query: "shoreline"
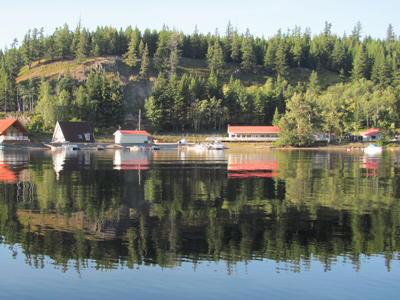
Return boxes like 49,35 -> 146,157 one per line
1,141 -> 397,151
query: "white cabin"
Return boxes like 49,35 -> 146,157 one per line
114,130 -> 151,144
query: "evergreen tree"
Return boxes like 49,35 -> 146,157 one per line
190,25 -> 202,59
264,42 -> 277,73
274,41 -> 289,78
231,29 -> 241,62
37,28 -> 45,64
123,34 -> 138,67
331,38 -> 346,72
154,27 -> 170,72
145,73 -> 166,131
350,21 -> 362,44
351,44 -> 366,81
290,26 -> 304,68
241,29 -> 257,72
371,45 -> 391,87
206,69 -> 223,100
56,24 -> 72,59
75,28 -> 90,61
0,67 -> 14,112
35,77 -> 57,127
138,39 -> 145,57
168,30 -> 181,76
140,43 -> 150,78
21,30 -> 32,69
206,40 -> 225,71
223,21 -> 234,60
70,21 -> 82,56
386,24 -> 396,43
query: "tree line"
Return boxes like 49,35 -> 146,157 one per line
0,21 -> 400,141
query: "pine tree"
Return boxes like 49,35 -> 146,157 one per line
21,30 -> 32,69
206,69 -> 223,100
140,43 -> 150,78
75,28 -> 90,62
206,40 -> 225,71
190,25 -> 202,59
223,21 -> 233,60
154,27 -> 170,72
123,34 -> 138,67
371,46 -> 391,87
351,44 -> 366,81
386,24 -> 396,43
231,29 -> 241,62
138,39 -> 145,57
168,30 -> 181,76
264,42 -> 277,73
290,26 -> 303,68
241,29 -> 257,72
274,41 -> 289,78
331,39 -> 346,72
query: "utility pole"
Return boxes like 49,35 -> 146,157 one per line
138,109 -> 141,130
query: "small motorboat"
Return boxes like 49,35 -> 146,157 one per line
210,141 -> 225,150
61,144 -> 79,150
177,139 -> 188,147
363,143 -> 383,154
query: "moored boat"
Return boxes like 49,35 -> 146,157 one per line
363,143 -> 383,154
177,139 -> 188,147
61,144 -> 79,150
210,141 -> 225,150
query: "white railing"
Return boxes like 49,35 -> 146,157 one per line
0,136 -> 29,142
222,137 -> 279,142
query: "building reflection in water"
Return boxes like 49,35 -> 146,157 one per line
227,152 -> 279,178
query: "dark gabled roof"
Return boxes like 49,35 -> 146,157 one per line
57,122 -> 95,142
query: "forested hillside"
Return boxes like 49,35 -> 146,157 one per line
0,21 -> 399,144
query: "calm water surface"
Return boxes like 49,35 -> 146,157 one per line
0,146 -> 400,299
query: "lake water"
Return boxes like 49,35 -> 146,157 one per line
0,146 -> 399,299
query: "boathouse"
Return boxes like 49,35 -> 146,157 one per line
227,125 -> 279,141
360,128 -> 380,142
114,130 -> 151,144
52,121 -> 95,143
0,119 -> 29,143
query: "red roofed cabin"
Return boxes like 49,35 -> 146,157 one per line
0,119 -> 29,143
114,130 -> 151,145
227,125 -> 279,141
360,128 -> 381,142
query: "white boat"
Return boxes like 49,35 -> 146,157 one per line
61,144 -> 79,150
210,141 -> 225,150
363,143 -> 383,154
177,139 -> 188,146
188,143 -> 210,150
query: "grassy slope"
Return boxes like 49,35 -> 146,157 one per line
16,56 -> 344,89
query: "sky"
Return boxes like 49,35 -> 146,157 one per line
1,0 -> 400,51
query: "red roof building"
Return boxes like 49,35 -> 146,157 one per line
114,130 -> 151,144
0,119 -> 29,143
227,125 -> 279,141
359,128 -> 381,142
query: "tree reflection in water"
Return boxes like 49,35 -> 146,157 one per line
0,148 -> 399,273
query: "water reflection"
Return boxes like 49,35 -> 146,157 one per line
0,148 -> 400,274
